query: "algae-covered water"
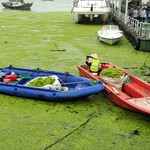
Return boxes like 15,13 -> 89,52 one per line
0,10 -> 150,150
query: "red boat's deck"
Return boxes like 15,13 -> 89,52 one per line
129,97 -> 150,110
77,64 -> 150,99
123,82 -> 150,98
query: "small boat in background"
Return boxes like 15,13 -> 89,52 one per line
1,0 -> 33,10
77,62 -> 150,115
72,0 -> 111,23
98,25 -> 123,45
0,66 -> 104,102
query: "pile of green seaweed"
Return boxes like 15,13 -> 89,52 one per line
100,67 -> 124,78
28,77 -> 55,87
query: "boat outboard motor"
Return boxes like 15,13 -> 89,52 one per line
90,4 -> 93,11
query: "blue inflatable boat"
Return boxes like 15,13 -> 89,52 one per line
0,66 -> 104,101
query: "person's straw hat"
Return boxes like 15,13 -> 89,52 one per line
90,54 -> 99,60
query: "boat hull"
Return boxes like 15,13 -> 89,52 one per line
98,36 -> 121,45
74,12 -> 110,23
77,63 -> 150,115
72,0 -> 111,23
0,66 -> 104,102
1,2 -> 33,10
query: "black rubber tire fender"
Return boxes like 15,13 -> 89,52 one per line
133,36 -> 140,50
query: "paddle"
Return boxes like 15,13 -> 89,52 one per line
63,72 -> 69,83
61,80 -> 99,85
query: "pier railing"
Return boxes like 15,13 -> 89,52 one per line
112,9 -> 150,40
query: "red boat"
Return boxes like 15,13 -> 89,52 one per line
77,62 -> 150,115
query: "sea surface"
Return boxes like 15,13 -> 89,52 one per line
0,0 -> 73,12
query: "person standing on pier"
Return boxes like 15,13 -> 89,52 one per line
148,11 -> 150,23
146,6 -> 150,23
132,7 -> 139,20
139,8 -> 147,22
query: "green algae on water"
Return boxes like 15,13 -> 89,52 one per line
0,11 -> 150,150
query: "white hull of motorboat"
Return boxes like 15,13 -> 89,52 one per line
98,25 -> 123,45
72,0 -> 111,23
98,35 -> 122,45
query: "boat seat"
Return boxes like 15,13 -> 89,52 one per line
123,82 -> 149,98
104,83 -> 131,99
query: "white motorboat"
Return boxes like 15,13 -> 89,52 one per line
97,25 -> 123,45
72,0 -> 111,23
